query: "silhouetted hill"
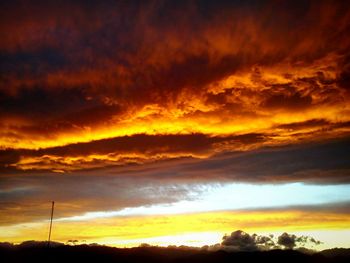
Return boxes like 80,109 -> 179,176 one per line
321,248 -> 350,258
0,244 -> 349,263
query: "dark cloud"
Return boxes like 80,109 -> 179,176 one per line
221,230 -> 274,251
0,150 -> 20,166
277,232 -> 321,249
1,0 -> 349,98
166,137 -> 350,183
278,233 -> 297,249
261,91 -> 313,111
0,0 -> 348,151
219,230 -> 320,251
3,136 -> 349,182
0,137 -> 348,226
30,133 -> 252,157
0,170 -> 213,225
243,201 -> 350,216
0,88 -> 122,129
0,48 -> 67,75
276,119 -> 331,130
0,133 -> 268,172
337,55 -> 350,91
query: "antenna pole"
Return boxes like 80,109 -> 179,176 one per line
48,201 -> 55,247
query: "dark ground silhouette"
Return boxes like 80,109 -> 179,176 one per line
0,244 -> 349,263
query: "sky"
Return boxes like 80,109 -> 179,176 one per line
0,0 -> 350,250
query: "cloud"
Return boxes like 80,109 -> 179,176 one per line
0,149 -> 20,166
0,0 -> 349,151
0,138 -> 349,225
277,233 -> 297,249
277,232 -> 321,249
0,171 -> 215,225
148,137 -> 350,183
1,136 -> 349,184
337,55 -> 350,91
221,230 -> 274,251
219,230 -> 321,251
261,92 -> 312,111
0,137 -> 349,227
0,133 -> 268,172
275,119 -> 331,130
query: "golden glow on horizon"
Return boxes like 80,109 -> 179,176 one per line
1,210 -> 350,249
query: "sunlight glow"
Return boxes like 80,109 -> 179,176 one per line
57,183 -> 350,221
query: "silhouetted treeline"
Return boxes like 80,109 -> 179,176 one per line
0,244 -> 349,263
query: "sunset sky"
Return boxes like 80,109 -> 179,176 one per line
1,0 -> 350,250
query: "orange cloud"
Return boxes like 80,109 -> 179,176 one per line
0,1 -> 349,152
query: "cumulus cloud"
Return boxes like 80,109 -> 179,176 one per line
218,230 -> 321,251
278,233 -> 297,249
277,232 -> 321,249
221,230 -> 275,251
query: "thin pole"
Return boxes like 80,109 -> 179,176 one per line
48,201 -> 55,247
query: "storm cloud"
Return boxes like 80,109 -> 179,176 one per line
0,0 -> 349,150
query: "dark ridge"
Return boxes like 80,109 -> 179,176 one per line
0,244 -> 349,263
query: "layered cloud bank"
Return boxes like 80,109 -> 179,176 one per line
1,0 -> 349,153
